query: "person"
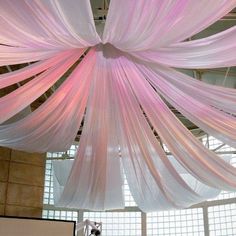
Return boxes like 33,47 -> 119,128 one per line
89,229 -> 101,235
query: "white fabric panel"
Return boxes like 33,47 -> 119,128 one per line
135,63 -> 236,148
56,47 -> 124,211
3,106 -> 31,125
0,0 -> 100,49
45,0 -> 101,46
131,25 -> 236,68
0,51 -> 73,89
53,159 -> 73,204
103,0 -> 236,51
0,49 -> 92,152
144,64 -> 236,115
105,45 -> 210,211
0,50 -> 81,124
120,56 -> 236,191
1,0 -> 236,212
0,45 -> 60,66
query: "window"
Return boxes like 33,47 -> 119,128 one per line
43,145 -> 78,205
42,209 -> 78,221
147,208 -> 204,236
43,137 -> 236,236
208,204 -> 236,236
123,177 -> 137,207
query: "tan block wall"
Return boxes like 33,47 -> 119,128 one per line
0,147 -> 45,218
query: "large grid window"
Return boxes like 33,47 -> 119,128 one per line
215,190 -> 236,201
43,145 -> 78,205
43,136 -> 236,236
44,159 -> 54,205
42,209 -> 78,221
208,204 -> 236,236
147,208 -> 204,236
123,177 -> 136,207
83,212 -> 142,236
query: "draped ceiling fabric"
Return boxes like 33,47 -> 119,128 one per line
0,0 -> 236,212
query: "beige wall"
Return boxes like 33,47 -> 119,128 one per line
0,147 -> 45,218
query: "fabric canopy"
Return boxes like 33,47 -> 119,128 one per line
1,0 -> 236,212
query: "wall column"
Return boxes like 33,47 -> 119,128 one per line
0,147 -> 46,218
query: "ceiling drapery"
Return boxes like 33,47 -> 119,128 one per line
0,0 -> 236,212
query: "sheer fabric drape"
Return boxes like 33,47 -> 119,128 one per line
1,0 -> 236,211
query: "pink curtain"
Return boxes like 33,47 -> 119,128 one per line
1,0 -> 236,211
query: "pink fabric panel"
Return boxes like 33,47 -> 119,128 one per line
0,0 -> 100,48
103,0 -> 236,51
44,0 -> 101,46
107,48 -> 207,211
131,26 -> 236,68
58,47 -> 124,210
0,50 -> 76,89
0,49 -> 83,124
0,1 -> 57,48
25,1 -> 84,48
0,49 -> 91,152
0,45 -> 61,66
120,57 -> 236,191
137,64 -> 236,148
146,65 -> 236,115
0,0 -> 236,212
